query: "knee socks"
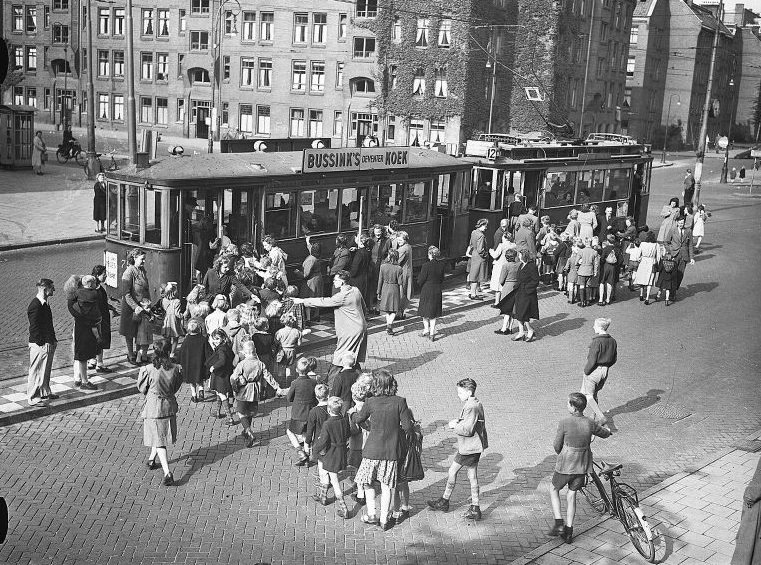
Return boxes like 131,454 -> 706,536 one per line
239,416 -> 251,432
469,477 -> 480,506
443,476 -> 457,500
314,483 -> 329,505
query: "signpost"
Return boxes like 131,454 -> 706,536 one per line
750,149 -> 760,194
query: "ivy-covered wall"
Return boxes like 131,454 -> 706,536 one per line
353,0 -> 513,144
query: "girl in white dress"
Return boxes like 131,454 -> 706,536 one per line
633,231 -> 662,304
489,233 -> 516,304
693,205 -> 708,251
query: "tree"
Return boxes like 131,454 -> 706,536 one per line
753,80 -> 761,142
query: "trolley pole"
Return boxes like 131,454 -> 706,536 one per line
578,0 -> 596,138
487,26 -> 497,135
125,0 -> 138,164
693,0 -> 723,207
85,0 -> 98,179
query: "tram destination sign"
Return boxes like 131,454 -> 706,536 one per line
302,147 -> 410,173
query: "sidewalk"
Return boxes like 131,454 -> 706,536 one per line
513,431 -> 761,565
0,278 -> 487,426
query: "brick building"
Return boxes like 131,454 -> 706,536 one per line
2,0 -> 516,152
624,0 -> 670,143
509,0 -> 636,137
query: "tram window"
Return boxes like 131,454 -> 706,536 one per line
404,181 -> 430,223
120,184 -> 140,242
472,168 -> 494,209
340,188 -> 365,230
370,184 -> 403,226
168,192 -> 180,247
436,174 -> 450,206
299,188 -> 339,235
145,188 -> 162,245
588,170 -> 607,203
608,168 -> 631,200
576,171 -> 592,205
265,191 -> 297,239
107,182 -> 118,235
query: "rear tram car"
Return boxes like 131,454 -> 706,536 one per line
102,146 -> 472,300
461,133 -> 653,246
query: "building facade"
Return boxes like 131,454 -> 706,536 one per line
2,0 -> 515,152
509,0 -> 636,137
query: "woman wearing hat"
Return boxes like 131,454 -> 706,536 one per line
120,249 -> 153,365
466,219 -> 489,300
93,173 -> 108,233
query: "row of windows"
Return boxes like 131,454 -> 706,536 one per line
565,78 -> 624,111
390,17 -> 453,48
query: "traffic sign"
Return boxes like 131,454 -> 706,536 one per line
718,136 -> 729,149
751,149 -> 761,158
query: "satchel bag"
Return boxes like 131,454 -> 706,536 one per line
662,258 -> 676,273
605,250 -> 618,265
400,423 -> 425,482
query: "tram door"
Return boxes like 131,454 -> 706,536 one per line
223,189 -> 258,245
437,171 -> 471,261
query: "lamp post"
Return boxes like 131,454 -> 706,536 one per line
578,0 -> 596,138
208,0 -> 241,152
720,75 -> 736,184
62,44 -> 68,128
486,26 -> 497,135
85,0 -> 97,178
125,0 -> 138,163
661,94 -> 680,164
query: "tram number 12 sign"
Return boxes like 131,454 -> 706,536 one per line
302,147 -> 410,173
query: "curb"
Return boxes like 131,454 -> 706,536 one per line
0,234 -> 104,253
508,426 -> 761,565
0,281 -> 501,428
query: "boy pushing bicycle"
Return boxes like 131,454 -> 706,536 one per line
547,392 -> 611,543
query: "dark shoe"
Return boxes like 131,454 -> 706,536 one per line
81,382 -> 98,391
644,300 -> 650,305
46,394 -> 60,400
560,525 -> 573,543
427,497 -> 450,512
494,329 -> 509,335
295,448 -> 309,466
377,520 -> 393,532
162,472 -> 174,486
463,505 -> 482,520
311,494 -> 329,506
245,431 -> 257,448
198,389 -> 205,401
665,300 -> 671,306
190,396 -> 197,403
490,303 -> 500,309
394,509 -> 410,524
597,301 -> 605,306
547,520 -> 565,537
147,458 -> 158,470
386,327 -> 393,335
429,334 -> 435,342
96,366 -> 113,373
351,494 -> 366,506
226,417 -> 236,426
73,381 -> 82,388
127,354 -> 138,366
397,314 -> 406,320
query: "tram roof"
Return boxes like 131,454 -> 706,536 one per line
106,149 -> 471,187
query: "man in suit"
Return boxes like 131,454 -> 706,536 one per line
597,206 -> 617,241
493,218 -> 509,250
27,278 -> 58,405
682,169 -> 695,207
665,216 -> 695,293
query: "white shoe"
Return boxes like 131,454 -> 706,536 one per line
28,397 -> 43,406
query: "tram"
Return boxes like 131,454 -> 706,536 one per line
461,133 -> 653,245
102,146 -> 472,300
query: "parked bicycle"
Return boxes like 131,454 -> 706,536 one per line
83,152 -> 119,178
55,141 -> 87,166
580,460 -> 657,562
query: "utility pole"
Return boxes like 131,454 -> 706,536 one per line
579,0 -> 596,138
720,56 -> 736,183
693,0 -> 723,207
487,26 -> 497,134
85,0 -> 98,178
125,0 -> 138,163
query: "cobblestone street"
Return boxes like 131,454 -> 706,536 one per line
1,160 -> 760,564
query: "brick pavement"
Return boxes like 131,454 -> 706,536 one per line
514,433 -> 761,565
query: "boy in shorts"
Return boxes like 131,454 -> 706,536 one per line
427,378 -> 488,520
548,392 -> 612,543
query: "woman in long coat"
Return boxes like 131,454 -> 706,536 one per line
119,249 -> 152,365
416,246 -> 446,341
349,233 -> 373,309
67,275 -> 101,390
633,231 -> 661,304
138,338 -> 183,486
395,231 -> 414,319
296,270 -> 367,374
377,249 -> 404,335
495,248 -> 520,335
511,250 -> 540,342
295,240 -> 323,323
329,234 -> 352,295
206,328 -> 235,424
90,265 -> 114,373
93,173 -> 107,232
467,219 -> 489,300
32,131 -> 46,175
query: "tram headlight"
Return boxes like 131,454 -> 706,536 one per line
253,141 -> 268,152
168,146 -> 184,156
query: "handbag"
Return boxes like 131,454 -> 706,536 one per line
400,423 -> 425,482
605,250 -> 617,264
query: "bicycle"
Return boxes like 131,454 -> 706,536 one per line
580,460 -> 657,562
56,143 -> 87,166
83,152 -> 119,178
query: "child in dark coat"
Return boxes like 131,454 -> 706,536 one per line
178,318 -> 207,402
330,352 -> 359,415
312,396 -> 351,517
285,356 -> 318,465
304,384 -> 330,464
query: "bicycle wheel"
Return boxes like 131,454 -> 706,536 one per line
617,495 -> 655,562
580,472 -> 609,515
55,149 -> 68,164
74,150 -> 87,166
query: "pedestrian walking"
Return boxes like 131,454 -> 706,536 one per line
303,384 -> 330,463
576,239 -> 598,308
657,198 -> 680,245
466,219 -> 489,300
547,392 -> 611,543
160,282 -> 184,359
369,225 -> 391,315
740,166 -> 746,181
693,204 -> 708,252
657,252 -> 679,306
67,274 -> 101,391
376,249 -> 403,335
352,369 -> 414,531
27,278 -> 58,405
138,338 -> 183,486
330,351 -> 359,416
417,246 -> 447,341
598,235 -> 620,306
495,248 -> 520,335
664,216 -> 695,297
349,232 -> 373,309
328,234 -> 352,293
32,131 -> 47,175
577,204 -> 598,241
580,318 -> 617,424
427,378 -> 488,521
177,319 -> 207,403
294,239 -> 323,324
514,217 -> 538,260
511,250 -> 540,342
489,232 -> 515,302
295,270 -> 368,376
207,327 -> 236,422
119,249 -> 153,365
396,231 -> 413,319
731,454 -> 761,565
93,173 -> 107,233
682,169 -> 695,206
634,231 -> 661,304
285,357 -> 318,466
312,396 -> 352,518
89,265 -> 116,374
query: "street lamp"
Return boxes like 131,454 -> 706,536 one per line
720,75 -> 736,184
208,0 -> 242,153
661,94 -> 680,164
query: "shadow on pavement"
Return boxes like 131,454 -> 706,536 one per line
678,281 -> 719,299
